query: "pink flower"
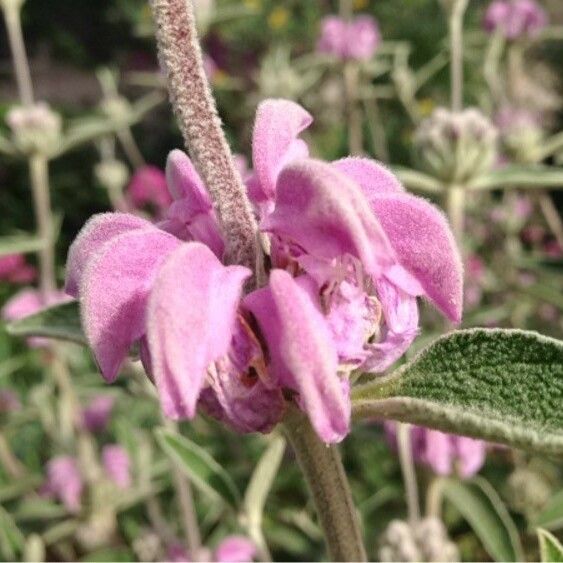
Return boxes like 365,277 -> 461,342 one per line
42,456 -> 83,512
126,165 -> 173,219
483,0 -> 548,40
0,254 -> 36,284
102,444 -> 131,489
66,99 -> 462,444
215,536 -> 256,562
1,288 -> 73,347
81,395 -> 115,432
386,423 -> 486,478
317,15 -> 381,61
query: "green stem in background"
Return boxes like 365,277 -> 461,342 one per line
447,0 -> 468,112
426,476 -> 446,519
117,127 -> 146,169
446,184 -> 465,246
283,407 -> 367,562
397,424 -> 420,526
29,155 -> 56,296
149,0 -> 258,272
343,62 -> 364,155
363,97 -> 389,161
1,0 -> 34,106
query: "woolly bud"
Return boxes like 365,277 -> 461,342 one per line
95,160 -> 129,191
379,520 -> 421,562
414,107 -> 498,183
506,467 -> 552,517
495,107 -> 544,163
6,102 -> 62,155
414,517 -> 460,562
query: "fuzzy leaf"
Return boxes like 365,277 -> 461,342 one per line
352,329 -> 563,455
442,477 -> 523,562
156,429 -> 241,509
538,528 -> 563,562
534,490 -> 563,531
5,301 -> 86,346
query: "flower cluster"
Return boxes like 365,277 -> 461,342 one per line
66,99 -> 462,443
6,102 -> 62,154
483,0 -> 548,40
316,15 -> 381,61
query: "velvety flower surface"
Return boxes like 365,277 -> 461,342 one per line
385,423 -> 486,478
483,0 -> 547,39
66,98 -> 462,444
317,15 -> 381,61
42,456 -> 83,512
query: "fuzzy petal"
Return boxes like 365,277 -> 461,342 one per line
81,229 -> 180,382
371,193 -> 463,323
453,436 -> 486,478
332,157 -> 404,199
263,159 -> 396,278
165,149 -> 209,207
422,430 -> 454,475
65,213 -> 151,297
252,99 -> 312,202
147,243 -> 251,420
245,269 -> 349,443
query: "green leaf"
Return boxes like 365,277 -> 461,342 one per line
469,165 -> 563,191
352,329 -> 563,455
156,429 -> 240,509
538,528 -> 563,562
534,490 -> 563,531
80,547 -> 135,562
0,505 -> 25,560
243,436 -> 286,557
442,477 -> 523,562
392,166 -> 444,194
0,234 -> 44,256
5,301 -> 86,346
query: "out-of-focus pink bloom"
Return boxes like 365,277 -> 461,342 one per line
464,255 -> 485,308
317,15 -> 381,61
483,0 -> 548,39
126,165 -> 173,219
1,289 -> 73,347
521,225 -> 545,244
386,423 -> 486,478
81,395 -> 115,432
0,390 -> 21,413
0,254 -> 36,284
42,456 -> 83,512
495,106 -> 540,135
102,444 -> 131,489
539,303 -> 558,322
203,54 -> 218,81
166,543 -> 191,562
66,98 -> 462,445
215,536 -> 256,562
514,195 -> 533,220
544,239 -> 562,258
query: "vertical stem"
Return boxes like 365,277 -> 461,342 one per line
29,154 -> 56,296
149,0 -> 257,271
117,128 -> 146,169
283,407 -> 367,562
446,184 -> 465,246
426,476 -> 446,519
397,424 -> 420,526
363,97 -> 389,161
343,62 -> 364,156
2,1 -> 34,106
448,0 -> 468,112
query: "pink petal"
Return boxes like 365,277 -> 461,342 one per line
453,436 -> 486,478
81,229 -> 181,382
215,536 -> 257,563
263,159 -> 396,278
421,429 -> 454,475
147,243 -> 251,419
65,212 -> 151,297
371,193 -> 463,323
252,99 -> 312,202
245,269 -> 350,443
332,157 -> 404,199
165,149 -> 211,211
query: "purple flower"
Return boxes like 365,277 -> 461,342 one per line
102,444 -> 131,489
66,98 -> 462,444
385,423 -> 486,478
317,15 -> 381,61
0,254 -> 36,284
483,0 -> 547,40
215,536 -> 256,562
42,456 -> 83,512
1,288 -> 73,347
126,165 -> 172,219
81,395 -> 115,432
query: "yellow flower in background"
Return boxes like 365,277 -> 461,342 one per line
353,0 -> 369,9
418,98 -> 435,117
268,6 -> 290,30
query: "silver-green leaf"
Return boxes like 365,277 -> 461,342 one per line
538,528 -> 563,562
352,329 -> 563,455
534,490 -> 563,531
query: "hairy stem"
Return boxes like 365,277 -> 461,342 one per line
2,1 -> 34,106
283,407 -> 367,562
446,184 -> 465,246
397,424 -> 420,526
448,0 -> 468,112
149,0 -> 258,271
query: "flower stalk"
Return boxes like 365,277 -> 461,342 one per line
283,406 -> 367,562
447,0 -> 468,112
397,423 -> 421,527
149,0 -> 258,272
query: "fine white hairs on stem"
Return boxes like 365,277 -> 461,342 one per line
149,0 -> 258,272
